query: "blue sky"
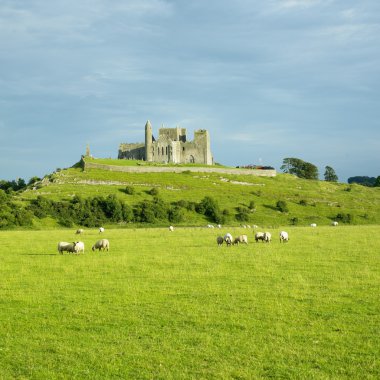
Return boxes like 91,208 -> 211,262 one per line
1,0 -> 379,182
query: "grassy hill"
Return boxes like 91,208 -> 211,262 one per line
14,158 -> 380,229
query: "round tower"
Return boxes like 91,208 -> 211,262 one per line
145,120 -> 153,162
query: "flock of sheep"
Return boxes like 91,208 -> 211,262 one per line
216,230 -> 289,247
58,221 -> 338,254
57,227 -> 109,254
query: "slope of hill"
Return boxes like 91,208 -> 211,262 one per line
13,158 -> 380,229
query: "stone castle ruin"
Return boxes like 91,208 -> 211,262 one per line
118,121 -> 213,165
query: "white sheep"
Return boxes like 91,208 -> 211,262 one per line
279,231 -> 289,243
255,232 -> 265,242
331,221 -> 338,226
99,227 -> 105,233
264,232 -> 272,243
92,239 -> 110,252
169,225 -> 174,232
57,242 -> 77,254
75,228 -> 84,235
74,241 -> 85,254
233,235 -> 248,245
224,233 -> 233,246
310,223 -> 317,227
216,236 -> 224,246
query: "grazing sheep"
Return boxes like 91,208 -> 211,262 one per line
216,236 -> 224,246
99,227 -> 105,233
233,235 -> 248,245
224,233 -> 233,246
58,242 -> 78,254
217,224 -> 222,229
331,221 -> 338,226
169,225 -> 174,232
74,241 -> 85,254
279,231 -> 289,243
310,223 -> 317,227
75,228 -> 84,235
207,224 -> 215,228
92,239 -> 110,252
255,232 -> 265,242
264,232 -> 272,243
252,224 -> 258,229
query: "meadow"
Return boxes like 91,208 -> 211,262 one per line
0,225 -> 379,379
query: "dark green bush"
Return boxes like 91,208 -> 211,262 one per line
125,186 -> 135,195
148,187 -> 159,196
196,196 -> 224,224
336,213 -> 353,224
276,200 -> 288,213
168,206 -> 185,223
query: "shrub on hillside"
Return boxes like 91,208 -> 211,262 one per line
0,193 -> 33,229
196,196 -> 225,224
125,186 -> 135,195
133,197 -> 170,223
335,213 -> 353,224
168,206 -> 185,223
235,206 -> 250,222
276,200 -> 289,213
148,187 -> 159,196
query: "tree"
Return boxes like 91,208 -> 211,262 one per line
324,166 -> 338,182
280,158 -> 318,180
374,176 -> 380,187
348,176 -> 376,187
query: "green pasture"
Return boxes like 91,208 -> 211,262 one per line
0,226 -> 379,379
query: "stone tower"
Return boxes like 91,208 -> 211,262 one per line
145,120 -> 153,162
194,130 -> 212,165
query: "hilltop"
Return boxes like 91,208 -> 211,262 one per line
8,157 -> 379,229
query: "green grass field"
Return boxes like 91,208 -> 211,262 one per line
0,226 -> 379,379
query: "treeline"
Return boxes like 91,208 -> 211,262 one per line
280,157 -> 340,182
348,176 -> 380,187
25,194 -> 231,228
0,177 -> 41,193
0,188 -> 355,229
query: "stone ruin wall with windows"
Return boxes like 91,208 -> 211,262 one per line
118,121 -> 213,165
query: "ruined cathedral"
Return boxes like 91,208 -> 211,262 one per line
118,121 -> 213,165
